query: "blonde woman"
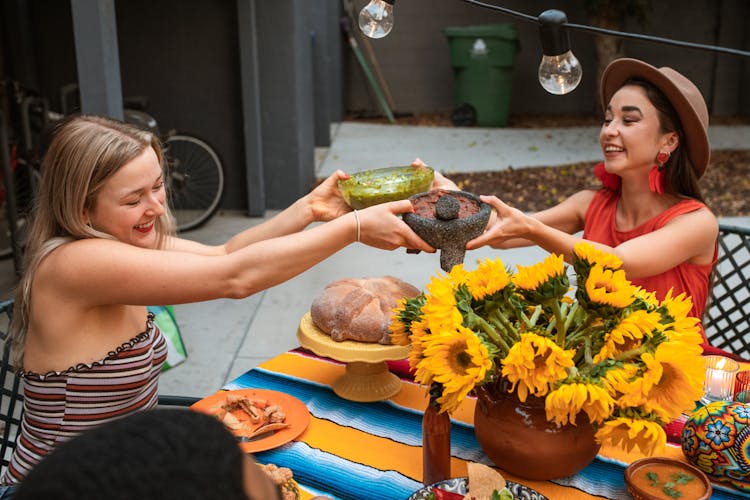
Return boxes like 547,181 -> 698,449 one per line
1,115 -> 435,486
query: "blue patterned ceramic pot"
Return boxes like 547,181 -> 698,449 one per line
681,400 -> 750,491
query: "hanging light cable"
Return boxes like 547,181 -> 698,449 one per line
456,0 -> 750,59
358,0 -> 750,95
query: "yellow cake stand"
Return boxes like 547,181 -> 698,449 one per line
297,312 -> 410,403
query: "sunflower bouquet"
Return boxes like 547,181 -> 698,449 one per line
389,242 -> 706,456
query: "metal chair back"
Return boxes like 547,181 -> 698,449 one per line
704,224 -> 750,359
0,299 -> 23,475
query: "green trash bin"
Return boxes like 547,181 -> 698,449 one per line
444,23 -> 519,127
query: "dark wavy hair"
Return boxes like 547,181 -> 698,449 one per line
621,78 -> 704,202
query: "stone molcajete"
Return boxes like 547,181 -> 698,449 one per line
402,189 -> 491,272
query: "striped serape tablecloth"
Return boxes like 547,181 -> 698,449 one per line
219,348 -> 749,500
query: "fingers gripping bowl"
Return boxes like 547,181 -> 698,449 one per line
402,189 -> 492,271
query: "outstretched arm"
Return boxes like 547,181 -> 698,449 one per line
49,198 -> 434,307
467,192 -> 718,278
168,170 -> 354,255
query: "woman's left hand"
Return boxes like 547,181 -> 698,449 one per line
307,170 -> 353,222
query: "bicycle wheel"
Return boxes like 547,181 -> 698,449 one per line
0,159 -> 40,260
164,135 -> 224,232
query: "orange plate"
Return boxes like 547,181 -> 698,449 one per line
192,388 -> 311,453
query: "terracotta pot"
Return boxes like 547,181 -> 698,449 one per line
473,381 -> 601,480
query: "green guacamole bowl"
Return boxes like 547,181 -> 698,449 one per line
338,165 -> 435,209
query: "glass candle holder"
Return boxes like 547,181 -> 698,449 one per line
703,355 -> 740,404
734,370 -> 750,403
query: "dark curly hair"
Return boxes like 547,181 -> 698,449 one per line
14,409 -> 259,500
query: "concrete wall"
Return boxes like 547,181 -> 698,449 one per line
344,0 -> 750,118
2,0 -> 747,214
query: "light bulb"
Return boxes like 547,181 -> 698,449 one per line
538,51 -> 582,95
358,0 -> 395,39
537,9 -> 582,95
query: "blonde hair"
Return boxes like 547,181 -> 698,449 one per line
11,115 -> 176,364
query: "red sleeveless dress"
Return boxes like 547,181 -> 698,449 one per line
583,189 -> 734,358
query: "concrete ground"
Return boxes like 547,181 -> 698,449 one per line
2,121 -> 749,399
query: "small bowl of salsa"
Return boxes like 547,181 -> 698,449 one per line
624,457 -> 712,500
338,165 -> 434,209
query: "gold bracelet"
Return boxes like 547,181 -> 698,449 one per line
353,210 -> 361,243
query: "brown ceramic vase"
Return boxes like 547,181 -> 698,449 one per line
473,380 -> 601,480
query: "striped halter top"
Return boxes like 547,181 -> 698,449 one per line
1,313 -> 167,485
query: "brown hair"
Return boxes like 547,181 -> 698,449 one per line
11,115 -> 176,363
621,78 -> 704,202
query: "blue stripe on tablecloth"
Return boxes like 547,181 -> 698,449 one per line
254,441 -> 422,500
227,368 -> 750,500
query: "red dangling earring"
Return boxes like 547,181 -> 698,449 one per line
594,162 -> 621,192
649,151 -> 670,195
649,166 -> 665,194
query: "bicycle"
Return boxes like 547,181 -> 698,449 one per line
0,80 -> 47,261
1,82 -> 225,261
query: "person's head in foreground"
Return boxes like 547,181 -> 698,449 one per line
13,409 -> 281,500
597,57 -> 709,200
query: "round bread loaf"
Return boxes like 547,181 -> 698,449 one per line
310,276 -> 420,344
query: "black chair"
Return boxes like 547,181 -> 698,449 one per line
0,299 -> 23,474
0,299 -> 198,477
704,224 -> 750,359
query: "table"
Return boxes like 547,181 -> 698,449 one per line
213,348 -> 749,500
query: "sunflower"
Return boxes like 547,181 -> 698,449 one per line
574,241 -> 623,270
419,326 -> 493,414
639,342 -> 705,421
511,254 -> 568,302
421,274 -> 463,333
593,309 -> 661,363
545,381 -> 615,425
465,258 -> 510,300
501,333 -> 574,401
582,264 -> 635,309
596,416 -> 667,455
392,247 -> 705,457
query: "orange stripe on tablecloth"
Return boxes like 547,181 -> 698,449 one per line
258,352 -> 477,424
300,414 -> 462,483
301,415 -> 604,499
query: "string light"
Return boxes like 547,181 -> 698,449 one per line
358,0 -> 395,40
537,10 -> 582,95
358,0 -> 750,95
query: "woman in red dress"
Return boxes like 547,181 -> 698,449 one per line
468,58 -> 726,357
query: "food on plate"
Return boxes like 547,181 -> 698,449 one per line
338,165 -> 435,209
463,463 -> 513,500
259,463 -> 300,500
206,393 -> 290,438
311,276 -> 420,343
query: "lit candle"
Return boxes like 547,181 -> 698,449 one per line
703,355 -> 740,403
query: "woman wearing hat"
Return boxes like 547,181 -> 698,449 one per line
467,57 -> 727,357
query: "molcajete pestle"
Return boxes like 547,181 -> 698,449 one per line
402,189 -> 491,272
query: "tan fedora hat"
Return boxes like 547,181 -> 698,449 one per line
600,58 -> 710,178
